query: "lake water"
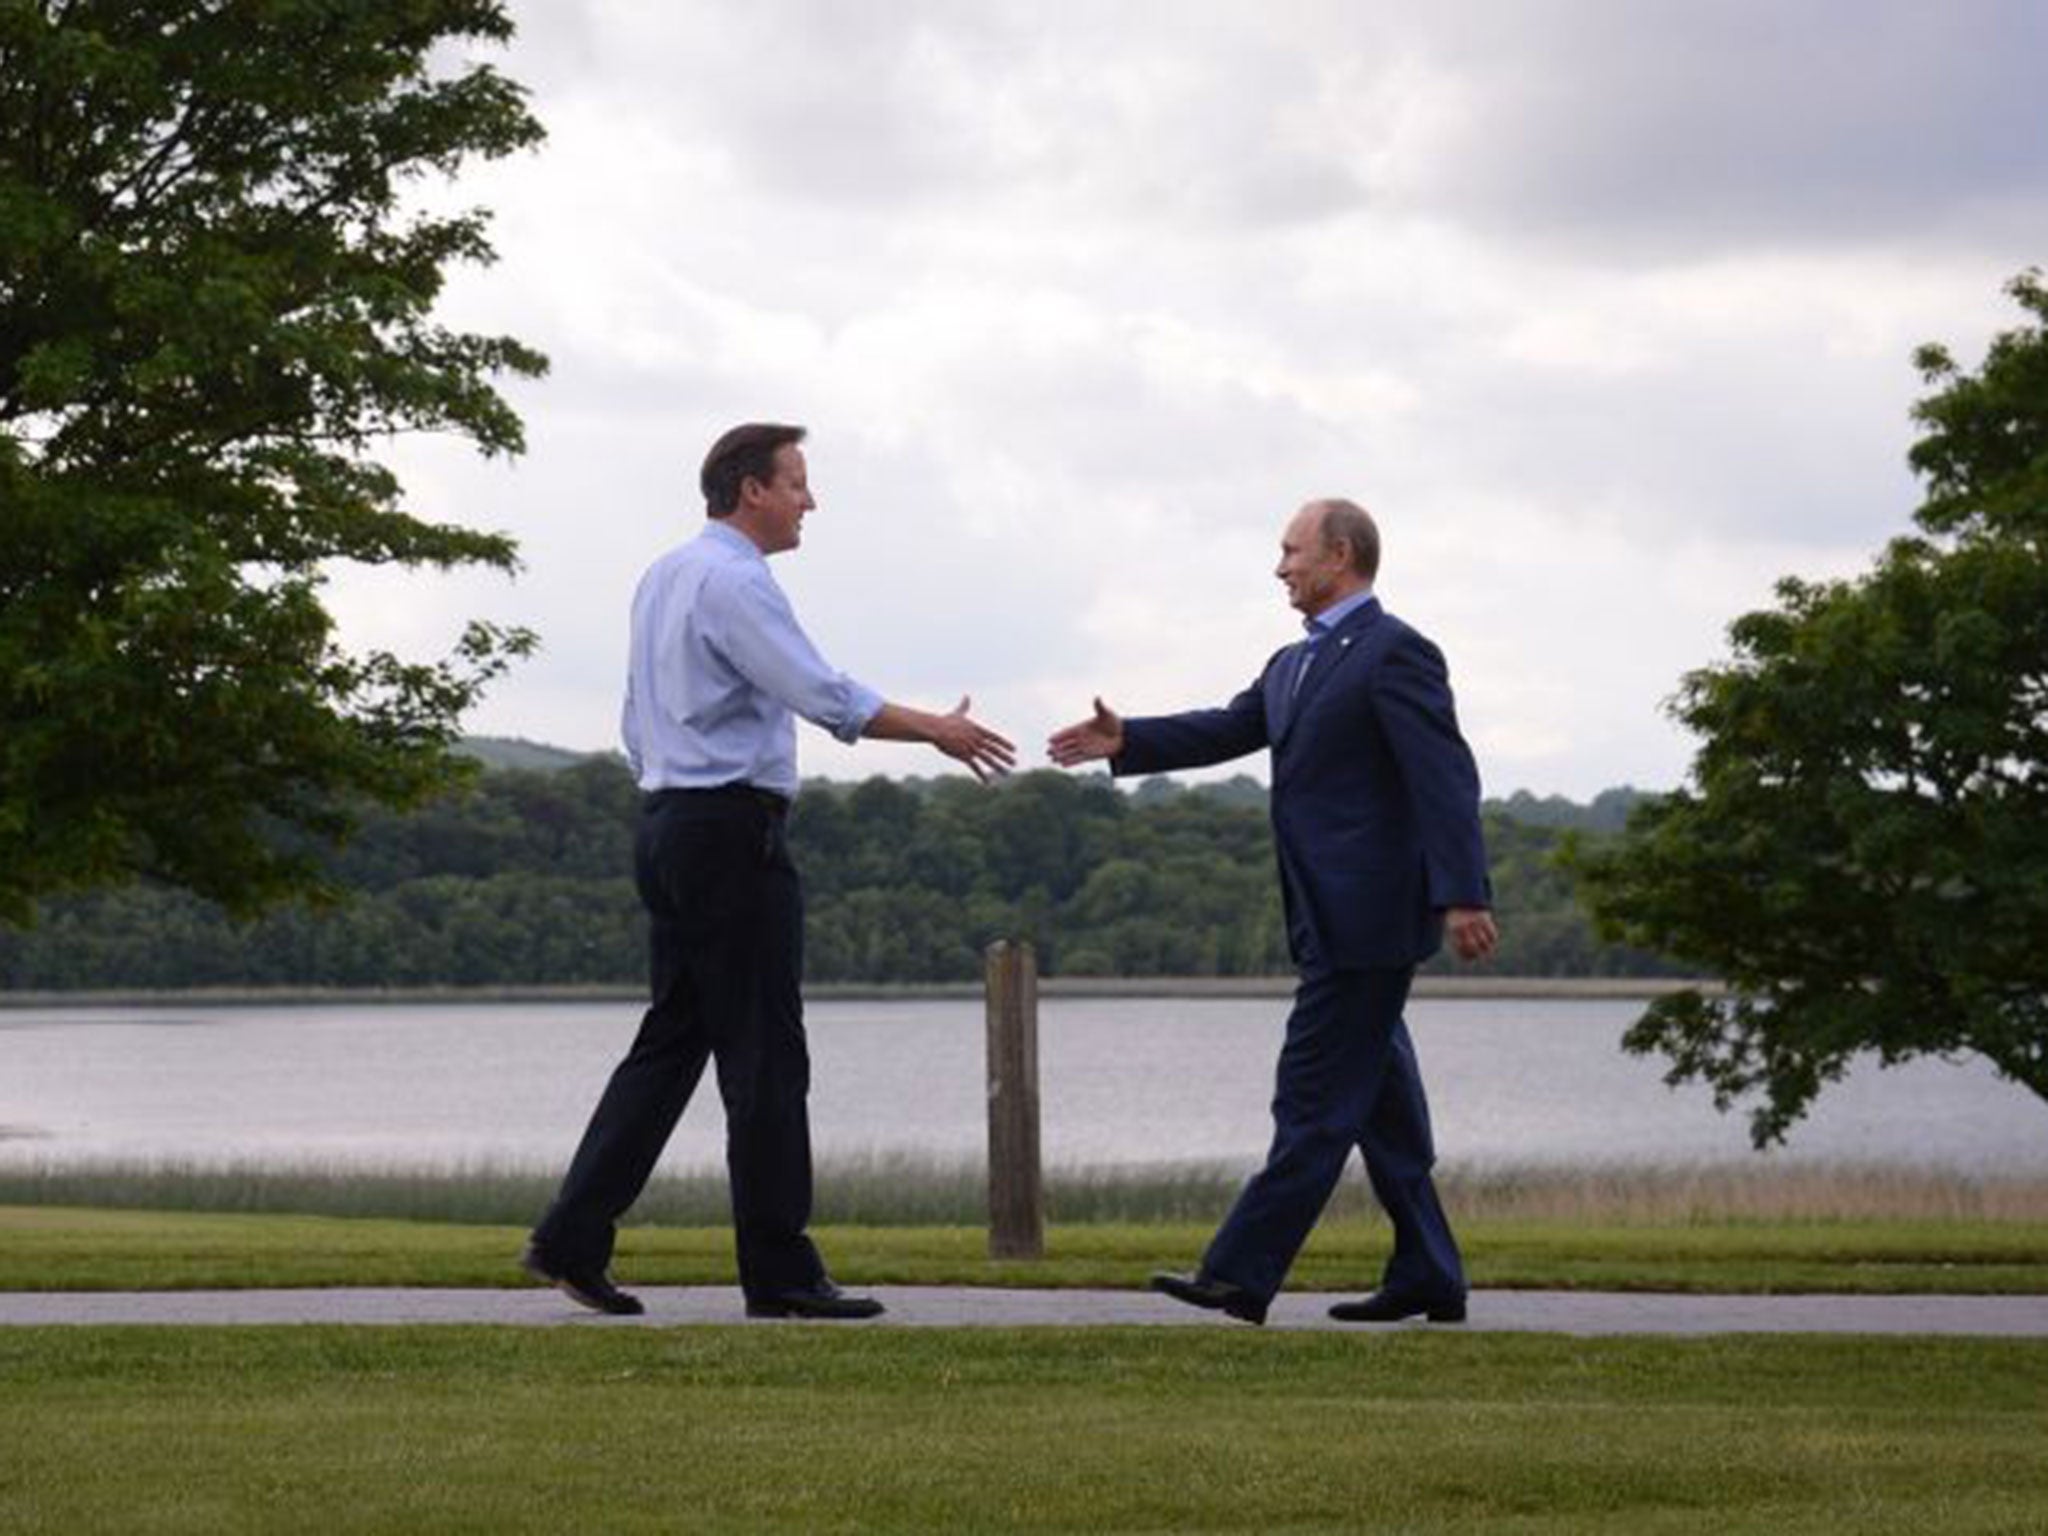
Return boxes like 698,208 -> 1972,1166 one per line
1,997 -> 2043,1174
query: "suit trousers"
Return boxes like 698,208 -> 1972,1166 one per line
1202,965 -> 1465,1305
531,787 -> 826,1299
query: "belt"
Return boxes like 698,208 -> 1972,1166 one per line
644,783 -> 790,817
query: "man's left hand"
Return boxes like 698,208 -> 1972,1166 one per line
1446,907 -> 1498,962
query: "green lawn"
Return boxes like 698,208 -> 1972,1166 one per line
8,1207 -> 2046,1533
2,1327 -> 2043,1534
6,1205 -> 2047,1294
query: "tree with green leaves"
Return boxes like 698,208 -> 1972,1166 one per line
1572,271 -> 2048,1146
0,0 -> 544,922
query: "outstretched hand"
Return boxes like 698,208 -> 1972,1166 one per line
932,695 -> 1017,783
1048,697 -> 1124,767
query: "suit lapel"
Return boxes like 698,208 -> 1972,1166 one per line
1261,638 -> 1310,741
1273,598 -> 1380,747
1265,646 -> 1302,740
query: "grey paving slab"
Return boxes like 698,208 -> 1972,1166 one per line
2,1286 -> 2045,1334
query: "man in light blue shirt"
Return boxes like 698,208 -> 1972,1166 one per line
527,422 -> 1013,1319
619,519 -> 884,798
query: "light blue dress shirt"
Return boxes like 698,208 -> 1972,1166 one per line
621,521 -> 884,797
1308,586 -> 1377,636
1292,586 -> 1377,692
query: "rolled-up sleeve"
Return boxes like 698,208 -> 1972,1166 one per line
709,566 -> 883,743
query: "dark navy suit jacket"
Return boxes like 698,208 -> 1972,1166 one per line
1113,598 -> 1491,970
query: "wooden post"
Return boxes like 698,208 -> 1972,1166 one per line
984,939 -> 1045,1260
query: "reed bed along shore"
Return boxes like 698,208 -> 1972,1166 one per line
0,975 -> 1715,1008
2,1153 -> 2043,1227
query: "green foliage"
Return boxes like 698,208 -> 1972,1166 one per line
0,1 -> 545,922
0,761 -> 1670,986
1572,271 -> 2048,1144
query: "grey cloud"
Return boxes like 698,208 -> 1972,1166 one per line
505,0 -> 1376,228
503,1 -> 2048,251
1412,351 -> 1925,550
1388,0 -> 2048,255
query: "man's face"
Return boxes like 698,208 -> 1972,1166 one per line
744,444 -> 815,554
1276,504 -> 1345,616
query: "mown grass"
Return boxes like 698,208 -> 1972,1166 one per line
4,1151 -> 2045,1225
6,1205 -> 2047,1294
2,1326 -> 2044,1534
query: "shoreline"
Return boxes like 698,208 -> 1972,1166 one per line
0,975 -> 1715,1008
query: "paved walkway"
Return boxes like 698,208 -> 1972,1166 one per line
4,1286 -> 2045,1334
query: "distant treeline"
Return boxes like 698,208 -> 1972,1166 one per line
0,753 -> 1679,988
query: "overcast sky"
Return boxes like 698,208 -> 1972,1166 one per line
330,0 -> 2048,799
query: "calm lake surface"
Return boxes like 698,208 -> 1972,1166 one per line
1,997 -> 2043,1173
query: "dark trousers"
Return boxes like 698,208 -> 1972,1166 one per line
1201,966 -> 1465,1305
531,788 -> 826,1299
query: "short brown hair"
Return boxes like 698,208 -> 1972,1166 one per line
1315,498 -> 1380,580
700,422 -> 806,516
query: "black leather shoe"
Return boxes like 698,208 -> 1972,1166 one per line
1328,1289 -> 1467,1323
1149,1270 -> 1268,1326
745,1281 -> 886,1320
521,1243 -> 645,1316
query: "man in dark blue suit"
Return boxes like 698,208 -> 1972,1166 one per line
1049,497 -> 1498,1325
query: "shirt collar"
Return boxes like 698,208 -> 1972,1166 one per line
1305,586 -> 1376,637
701,518 -> 765,561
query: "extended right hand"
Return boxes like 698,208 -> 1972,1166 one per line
932,695 -> 1017,782
1047,697 -> 1124,767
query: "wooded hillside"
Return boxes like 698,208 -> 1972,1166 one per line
0,753 -> 1679,987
